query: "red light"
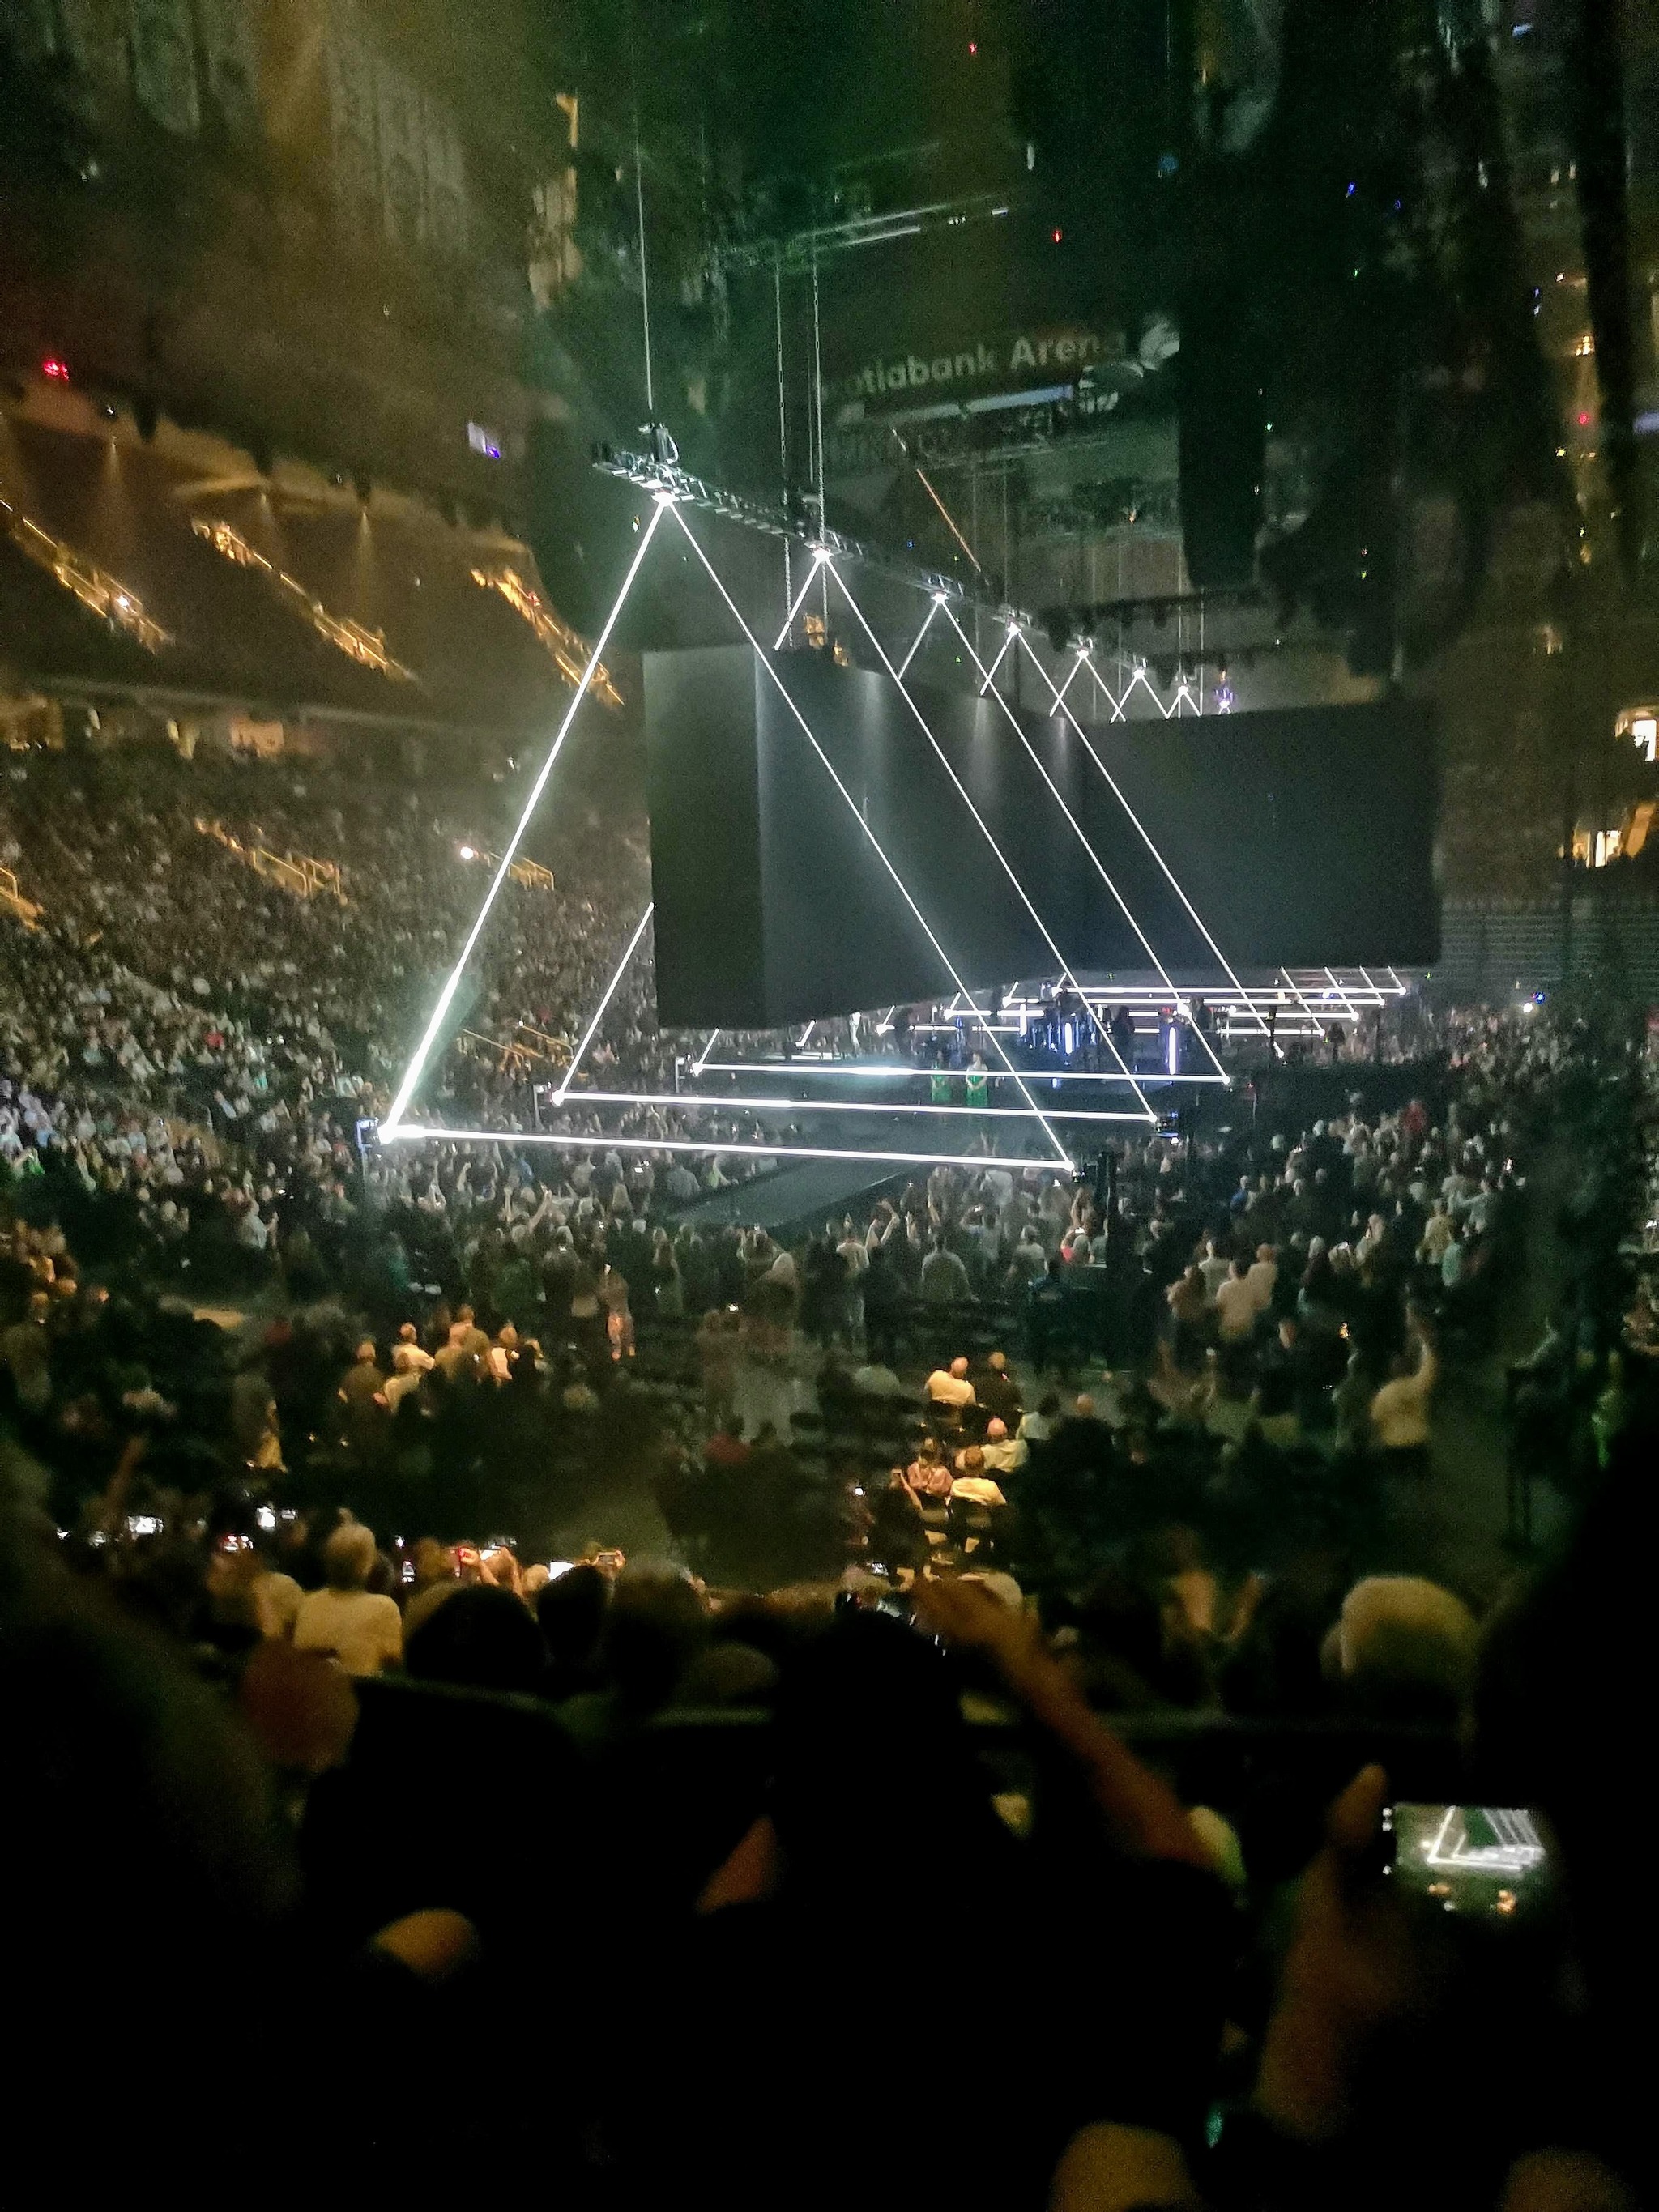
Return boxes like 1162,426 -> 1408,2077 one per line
1051,227 -> 1064,243
1578,411 -> 1591,426
968,39 -> 977,53
41,357 -> 70,382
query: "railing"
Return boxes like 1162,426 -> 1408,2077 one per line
453,1027 -> 555,1080
514,1019 -> 572,1065
194,818 -> 347,901
0,866 -> 42,928
467,846 -> 555,891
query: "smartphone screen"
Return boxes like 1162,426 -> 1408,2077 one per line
1384,1802 -> 1553,1922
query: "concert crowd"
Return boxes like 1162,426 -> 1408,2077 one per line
3,739 -> 1656,2206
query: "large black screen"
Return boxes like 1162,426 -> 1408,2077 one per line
644,644 -> 1439,1027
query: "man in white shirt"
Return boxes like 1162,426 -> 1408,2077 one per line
293,1523 -> 402,1676
1215,1260 -> 1258,1345
925,1356 -> 977,1412
1369,1333 -> 1439,1468
979,1417 -> 1028,1476
1243,1242 -> 1278,1314
1197,1236 -> 1232,1305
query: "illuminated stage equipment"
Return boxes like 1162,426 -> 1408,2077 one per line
380,445 -> 1436,1171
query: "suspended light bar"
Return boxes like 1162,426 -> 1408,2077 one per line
591,443 -> 1033,628
567,1087 -> 1154,1124
695,1059 -> 1228,1086
940,607 -> 1229,1083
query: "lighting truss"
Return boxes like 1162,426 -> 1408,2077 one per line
593,443 -> 1029,629
1075,654 -> 1200,725
379,445 -> 1380,1166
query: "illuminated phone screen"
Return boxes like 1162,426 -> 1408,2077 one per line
1385,1803 -> 1552,1922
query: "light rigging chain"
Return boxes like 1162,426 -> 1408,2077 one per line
629,4 -> 654,416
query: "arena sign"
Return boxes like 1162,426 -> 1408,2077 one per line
841,324 -> 1128,407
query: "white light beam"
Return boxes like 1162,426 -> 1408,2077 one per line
554,901 -> 655,1101
828,563 -> 1093,1005
384,498 -> 667,1132
377,1126 -> 1074,1170
939,603 -> 1204,1097
774,550 -> 826,650
1017,632 -> 1270,1042
896,597 -> 939,680
569,1087 -> 1153,1123
670,505 -> 1076,1164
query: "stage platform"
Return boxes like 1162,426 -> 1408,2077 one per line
665,1154 -> 908,1234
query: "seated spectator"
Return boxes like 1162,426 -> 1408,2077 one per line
1326,1572 -> 1478,1720
1017,1390 -> 1063,1443
976,1348 -> 1023,1425
950,1444 -> 1007,1507
850,1353 -> 906,1400
405,1583 -> 547,1694
924,1354 -> 976,1413
980,1416 -> 1028,1476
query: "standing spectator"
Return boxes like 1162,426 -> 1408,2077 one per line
292,1521 -> 403,1676
919,1231 -> 971,1305
1369,1323 -> 1439,1476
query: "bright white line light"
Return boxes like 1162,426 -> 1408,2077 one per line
568,1087 -> 1154,1123
836,569 -> 1157,1119
774,550 -> 826,650
693,1028 -> 720,1074
1278,968 -> 1324,1042
977,631 -> 1013,695
668,505 -> 1073,1167
695,1059 -> 1228,1085
896,597 -> 938,680
828,562 -> 1086,998
1018,633 -> 1267,1049
376,1125 -> 1070,1169
940,604 -> 1201,1098
554,901 -> 655,1101
384,499 -> 667,1129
